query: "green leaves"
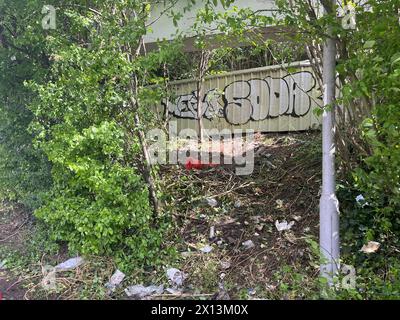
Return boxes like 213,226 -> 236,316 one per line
0,0 -> 53,209
363,40 -> 376,49
390,52 -> 400,67
11,0 -> 177,268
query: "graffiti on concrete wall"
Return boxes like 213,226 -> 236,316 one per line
163,71 -> 319,125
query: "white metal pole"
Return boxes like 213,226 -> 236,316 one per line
320,0 -> 340,285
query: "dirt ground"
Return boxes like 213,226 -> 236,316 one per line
164,131 -> 321,298
0,131 -> 322,300
0,204 -> 33,300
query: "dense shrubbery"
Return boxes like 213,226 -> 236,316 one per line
23,2 -> 178,267
337,1 -> 400,246
0,1 -> 52,209
333,1 -> 400,298
1,0 -> 179,268
32,121 -> 162,262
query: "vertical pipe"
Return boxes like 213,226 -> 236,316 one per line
320,0 -> 340,285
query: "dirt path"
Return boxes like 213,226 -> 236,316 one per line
163,131 -> 322,298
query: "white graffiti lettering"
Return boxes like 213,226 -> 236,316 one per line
163,71 -> 317,125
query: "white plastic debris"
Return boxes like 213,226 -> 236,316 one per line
242,240 -> 255,250
105,269 -> 125,294
0,260 -> 6,270
360,241 -> 380,254
209,226 -> 215,239
356,194 -> 365,203
293,215 -> 302,222
356,194 -> 368,207
275,220 -> 295,232
248,288 -> 257,296
125,284 -> 164,299
166,268 -> 187,287
199,245 -> 213,254
55,257 -> 84,271
206,198 -> 218,207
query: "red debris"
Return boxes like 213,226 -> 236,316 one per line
185,157 -> 219,170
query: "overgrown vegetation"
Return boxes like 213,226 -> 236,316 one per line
1,0 -> 400,299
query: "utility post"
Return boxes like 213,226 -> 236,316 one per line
320,0 -> 340,285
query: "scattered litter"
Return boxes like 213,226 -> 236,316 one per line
0,260 -> 6,270
360,241 -> 380,254
356,194 -> 368,207
199,245 -> 213,254
217,240 -> 223,246
248,288 -> 256,296
220,261 -> 231,269
303,227 -> 311,233
275,199 -> 284,209
234,200 -> 242,208
206,198 -> 218,207
105,269 -> 125,294
125,284 -> 164,299
254,232 -> 260,237
209,226 -> 215,239
219,273 -> 226,280
242,240 -> 255,250
275,220 -> 295,232
166,268 -> 187,287
293,215 -> 302,222
55,257 -> 84,272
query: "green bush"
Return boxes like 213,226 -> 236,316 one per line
33,121 -> 164,265
0,0 -> 52,209
23,2 -> 179,268
345,1 -> 400,243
